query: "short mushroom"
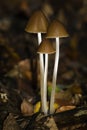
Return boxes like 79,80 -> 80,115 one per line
25,10 -> 49,114
46,19 -> 69,114
37,39 -> 55,114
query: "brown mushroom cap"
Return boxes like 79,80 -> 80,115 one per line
37,39 -> 56,54
46,20 -> 69,38
25,10 -> 48,33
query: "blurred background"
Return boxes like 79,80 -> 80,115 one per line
0,0 -> 87,74
0,0 -> 87,91
0,0 -> 87,129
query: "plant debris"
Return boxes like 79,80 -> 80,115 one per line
0,0 -> 87,129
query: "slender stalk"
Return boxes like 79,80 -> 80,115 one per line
37,33 -> 45,113
50,37 -> 59,114
43,54 -> 48,114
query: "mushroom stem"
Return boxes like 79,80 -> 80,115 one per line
37,33 -> 45,113
43,53 -> 48,114
50,37 -> 59,114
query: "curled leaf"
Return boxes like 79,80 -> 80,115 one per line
21,99 -> 34,116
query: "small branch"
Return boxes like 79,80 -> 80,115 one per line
53,106 -> 87,128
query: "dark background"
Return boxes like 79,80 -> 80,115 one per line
0,0 -> 87,80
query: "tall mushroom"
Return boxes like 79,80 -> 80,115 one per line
37,39 -> 55,114
46,19 -> 69,114
25,10 -> 48,113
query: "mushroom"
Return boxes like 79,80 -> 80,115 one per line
37,39 -> 55,114
25,10 -> 48,113
46,19 -> 69,114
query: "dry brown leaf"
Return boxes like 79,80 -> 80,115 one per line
21,99 -> 34,116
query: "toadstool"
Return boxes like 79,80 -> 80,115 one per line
46,19 -> 69,114
37,39 -> 55,114
25,10 -> 48,114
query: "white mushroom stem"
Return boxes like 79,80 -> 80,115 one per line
43,53 -> 48,114
50,37 -> 59,114
37,33 -> 45,113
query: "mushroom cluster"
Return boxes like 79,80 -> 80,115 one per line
25,10 -> 69,115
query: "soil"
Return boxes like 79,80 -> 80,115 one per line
0,1 -> 87,130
